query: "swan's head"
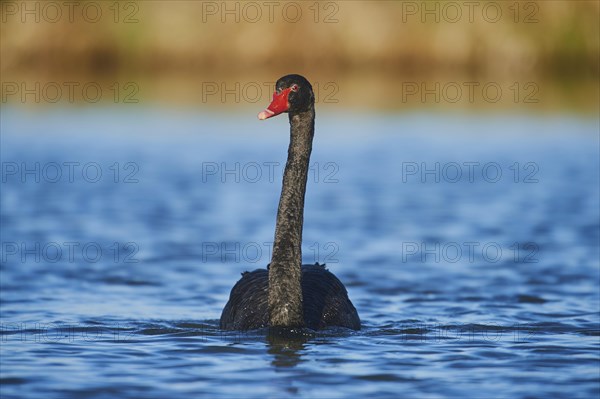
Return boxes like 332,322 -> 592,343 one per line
258,74 -> 314,120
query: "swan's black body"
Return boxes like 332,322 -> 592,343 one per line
220,264 -> 360,330
219,75 -> 360,331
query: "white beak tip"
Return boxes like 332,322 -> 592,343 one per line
258,109 -> 274,120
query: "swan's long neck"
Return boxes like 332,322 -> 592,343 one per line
268,108 -> 315,328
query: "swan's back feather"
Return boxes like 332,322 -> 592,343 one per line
220,264 -> 360,330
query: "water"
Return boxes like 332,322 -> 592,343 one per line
1,107 -> 599,399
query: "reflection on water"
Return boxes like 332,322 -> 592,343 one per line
267,331 -> 309,369
1,107 -> 599,399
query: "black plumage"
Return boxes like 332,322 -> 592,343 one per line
220,75 -> 360,331
220,264 -> 360,330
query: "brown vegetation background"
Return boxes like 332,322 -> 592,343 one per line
1,0 -> 598,111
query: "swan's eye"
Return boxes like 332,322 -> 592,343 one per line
290,84 -> 299,92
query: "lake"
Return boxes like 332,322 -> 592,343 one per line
1,107 -> 599,398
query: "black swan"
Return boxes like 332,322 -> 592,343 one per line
219,74 -> 360,331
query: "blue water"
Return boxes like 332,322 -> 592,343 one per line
1,107 -> 599,399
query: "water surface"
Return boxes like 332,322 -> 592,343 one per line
1,108 -> 599,398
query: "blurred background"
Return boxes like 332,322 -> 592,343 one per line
1,0 -> 598,110
1,2 -> 599,399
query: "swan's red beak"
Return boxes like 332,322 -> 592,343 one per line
258,88 -> 292,120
